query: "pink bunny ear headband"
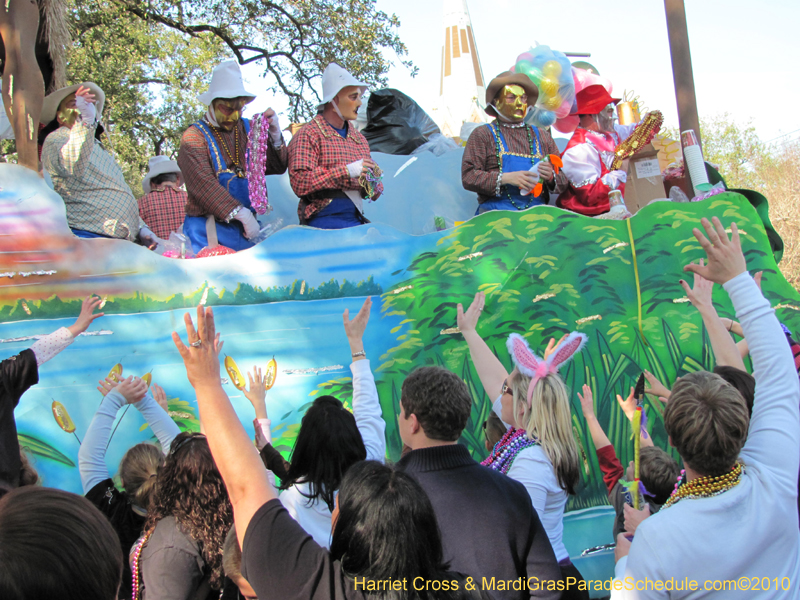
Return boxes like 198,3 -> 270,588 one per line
506,332 -> 588,407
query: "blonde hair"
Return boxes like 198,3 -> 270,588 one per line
119,443 -> 163,510
510,372 -> 580,494
222,525 -> 242,582
664,371 -> 749,477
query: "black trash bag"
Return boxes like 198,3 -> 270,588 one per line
361,88 -> 440,155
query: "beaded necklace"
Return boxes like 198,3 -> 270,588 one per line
491,122 -> 540,211
210,122 -> 244,177
131,530 -> 153,600
662,462 -> 744,510
481,427 -> 539,475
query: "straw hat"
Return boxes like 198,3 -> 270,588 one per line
484,72 -> 539,118
198,60 -> 256,106
142,156 -> 183,194
41,82 -> 105,124
316,63 -> 368,110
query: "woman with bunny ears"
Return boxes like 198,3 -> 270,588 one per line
457,292 -> 588,598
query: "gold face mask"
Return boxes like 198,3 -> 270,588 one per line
213,98 -> 247,130
495,85 -> 528,121
57,93 -> 79,128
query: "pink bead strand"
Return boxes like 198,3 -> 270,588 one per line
246,113 -> 271,215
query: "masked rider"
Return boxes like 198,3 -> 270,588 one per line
178,60 -> 288,253
462,72 -> 567,214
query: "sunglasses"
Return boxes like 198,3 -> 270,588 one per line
501,379 -> 512,397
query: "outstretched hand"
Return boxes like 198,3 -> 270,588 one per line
683,217 -> 746,285
577,384 -> 595,419
616,387 -> 637,422
643,370 -> 671,400
151,383 -> 168,411
68,296 -> 104,337
172,305 -> 224,389
343,297 -> 372,341
679,259 -> 715,314
543,334 -> 568,360
457,292 -> 485,335
108,375 -> 148,405
244,366 -> 268,419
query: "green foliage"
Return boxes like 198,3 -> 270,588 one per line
328,196 -> 800,508
67,0 -> 228,195
0,277 -> 383,322
18,433 -> 76,467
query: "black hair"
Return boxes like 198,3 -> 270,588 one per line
151,172 -> 179,186
330,461 -> 458,599
713,365 -> 756,416
0,486 -> 122,600
280,395 -> 367,511
401,366 -> 472,442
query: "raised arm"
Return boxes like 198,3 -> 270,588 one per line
680,259 -> 746,371
173,306 -> 276,550
136,383 -> 181,454
615,387 -> 654,448
457,292 -> 508,403
344,297 -> 386,462
578,385 -> 612,450
79,376 -> 148,494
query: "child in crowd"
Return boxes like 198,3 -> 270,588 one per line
221,526 -> 258,600
483,411 -> 507,452
1,296 -> 103,493
578,385 -> 680,539
79,376 -> 180,600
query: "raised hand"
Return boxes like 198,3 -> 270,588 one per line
683,217 -> 747,285
151,383 -> 168,411
679,258 -> 715,314
643,370 -> 671,400
244,366 -> 268,419
115,376 -> 148,405
577,384 -> 595,419
172,305 -> 224,389
457,292 -> 485,335
616,387 -> 637,422
68,295 -> 104,337
543,334 -> 568,360
343,297 -> 372,342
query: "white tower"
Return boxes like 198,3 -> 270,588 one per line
433,0 -> 488,138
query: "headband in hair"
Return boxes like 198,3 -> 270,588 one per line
506,332 -> 588,407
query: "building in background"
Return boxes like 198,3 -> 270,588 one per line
431,0 -> 488,139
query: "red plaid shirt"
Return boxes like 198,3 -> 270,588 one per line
178,118 -> 288,221
461,122 -> 567,204
138,186 -> 188,239
288,115 -> 377,224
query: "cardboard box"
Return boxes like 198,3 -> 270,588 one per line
624,143 -> 668,214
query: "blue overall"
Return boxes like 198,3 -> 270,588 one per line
476,123 -> 545,215
308,194 -> 367,229
183,119 -> 256,253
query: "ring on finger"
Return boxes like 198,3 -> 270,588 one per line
191,340 -> 202,348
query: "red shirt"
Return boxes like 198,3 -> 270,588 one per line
138,187 -> 188,239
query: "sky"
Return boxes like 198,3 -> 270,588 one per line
243,0 -> 800,145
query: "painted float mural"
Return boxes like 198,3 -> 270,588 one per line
2,150 -> 798,588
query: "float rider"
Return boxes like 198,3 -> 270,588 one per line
178,59 -> 288,253
461,71 -> 567,214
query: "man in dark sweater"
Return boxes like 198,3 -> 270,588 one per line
396,367 -> 563,600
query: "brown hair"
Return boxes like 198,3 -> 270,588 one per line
401,366 -> 472,442
19,449 -> 40,487
664,371 -> 750,477
510,371 -> 580,494
120,442 -> 163,510
484,411 -> 507,450
222,525 -> 242,582
639,446 -> 681,505
145,433 -> 233,590
0,486 -> 122,600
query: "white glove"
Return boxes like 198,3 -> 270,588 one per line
75,96 -> 97,125
347,160 -> 363,179
267,113 -> 282,146
601,170 -> 627,190
235,208 -> 260,240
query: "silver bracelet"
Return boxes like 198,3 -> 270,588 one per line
351,351 -> 366,358
225,206 -> 242,223
494,171 -> 503,197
